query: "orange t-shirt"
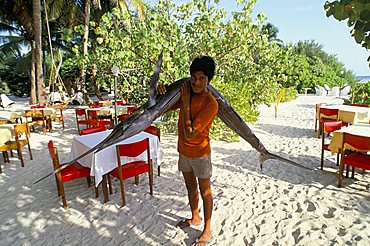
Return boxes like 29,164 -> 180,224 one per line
175,91 -> 218,158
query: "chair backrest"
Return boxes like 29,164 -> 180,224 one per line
14,123 -> 29,139
350,103 -> 369,108
75,108 -> 86,116
342,133 -> 370,152
323,121 -> 342,134
80,126 -> 106,135
127,105 -> 137,114
116,138 -> 150,158
87,110 -> 98,117
118,114 -> 129,122
31,105 -> 45,109
25,109 -> 45,118
0,94 -> 14,108
324,84 -> 331,91
116,100 -> 123,106
52,103 -> 64,115
320,108 -> 338,118
316,103 -> 327,111
47,140 -> 61,170
144,125 -> 160,141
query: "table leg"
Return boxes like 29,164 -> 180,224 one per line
102,174 -> 110,203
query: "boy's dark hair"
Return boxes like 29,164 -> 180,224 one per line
190,56 -> 216,81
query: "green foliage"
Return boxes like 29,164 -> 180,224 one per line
0,57 -> 30,97
280,87 -> 298,102
345,81 -> 370,104
59,0 -> 360,141
325,0 -> 370,66
284,40 -> 358,93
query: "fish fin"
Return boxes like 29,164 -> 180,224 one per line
259,152 -> 313,171
148,50 -> 163,107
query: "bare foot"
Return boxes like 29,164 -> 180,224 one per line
192,231 -> 213,246
176,218 -> 201,229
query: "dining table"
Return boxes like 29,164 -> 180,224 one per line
328,124 -> 370,153
70,129 -> 163,202
318,105 -> 370,125
9,107 -> 56,122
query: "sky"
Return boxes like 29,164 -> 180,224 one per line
150,0 -> 370,76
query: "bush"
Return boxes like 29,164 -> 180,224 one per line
344,82 -> 370,105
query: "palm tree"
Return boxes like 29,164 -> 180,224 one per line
0,0 -> 37,103
33,0 -> 47,104
260,22 -> 284,46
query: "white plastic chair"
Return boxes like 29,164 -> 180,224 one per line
0,94 -> 15,108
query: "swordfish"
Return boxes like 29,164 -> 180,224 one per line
34,53 -> 307,184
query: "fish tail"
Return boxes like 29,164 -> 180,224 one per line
259,152 -> 313,171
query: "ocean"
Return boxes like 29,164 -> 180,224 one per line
356,75 -> 370,83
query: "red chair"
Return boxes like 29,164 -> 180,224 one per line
47,140 -> 97,209
109,138 -> 153,206
144,125 -> 160,141
116,100 -> 123,106
144,125 -> 161,176
86,109 -> 112,129
75,108 -> 88,134
127,105 -> 137,114
315,103 -> 327,132
350,103 -> 369,108
118,114 -> 129,122
31,105 -> 45,109
318,107 -> 338,137
338,133 -> 370,188
80,126 -> 106,135
320,121 -> 343,170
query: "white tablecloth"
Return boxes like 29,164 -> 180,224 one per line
71,130 -> 163,186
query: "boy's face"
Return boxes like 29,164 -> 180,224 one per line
190,71 -> 209,94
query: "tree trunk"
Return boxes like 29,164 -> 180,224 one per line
79,0 -> 93,105
91,64 -> 103,100
33,0 -> 46,105
30,41 -> 37,104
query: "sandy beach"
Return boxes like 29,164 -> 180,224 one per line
0,95 -> 369,246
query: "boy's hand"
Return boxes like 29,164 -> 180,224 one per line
180,82 -> 191,106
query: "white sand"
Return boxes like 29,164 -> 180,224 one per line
0,95 -> 369,245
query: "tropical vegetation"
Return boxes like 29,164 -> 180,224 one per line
0,0 -> 367,141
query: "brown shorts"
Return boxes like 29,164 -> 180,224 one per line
178,154 -> 212,179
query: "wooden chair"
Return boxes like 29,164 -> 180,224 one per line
338,133 -> 370,188
25,109 -> 49,135
127,105 -> 137,114
50,103 -> 65,131
75,108 -> 88,134
320,121 -> 343,170
144,125 -> 161,176
118,114 -> 129,122
0,123 -> 32,167
317,107 -> 338,138
109,138 -> 153,206
315,103 -> 327,132
86,109 -> 112,129
80,126 -> 106,135
47,140 -> 97,209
